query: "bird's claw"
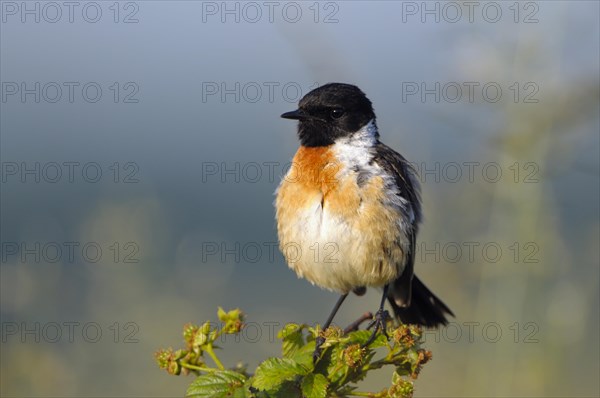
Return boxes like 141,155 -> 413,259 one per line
363,309 -> 391,347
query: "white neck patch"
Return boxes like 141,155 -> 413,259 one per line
337,119 -> 378,147
333,119 -> 378,168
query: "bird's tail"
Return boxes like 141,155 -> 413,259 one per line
388,276 -> 454,328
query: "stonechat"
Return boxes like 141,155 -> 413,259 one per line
275,83 -> 453,360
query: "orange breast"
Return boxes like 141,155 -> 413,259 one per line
279,146 -> 361,212
275,145 -> 407,292
289,146 -> 340,193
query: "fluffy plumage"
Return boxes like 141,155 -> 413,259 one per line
276,83 -> 453,327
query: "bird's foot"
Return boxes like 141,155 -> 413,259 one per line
363,308 -> 391,347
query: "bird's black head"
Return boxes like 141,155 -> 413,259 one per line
281,83 -> 377,147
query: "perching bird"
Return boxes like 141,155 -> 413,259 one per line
275,83 -> 453,361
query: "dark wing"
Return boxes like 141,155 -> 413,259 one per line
372,143 -> 422,227
371,143 -> 421,307
373,143 -> 454,327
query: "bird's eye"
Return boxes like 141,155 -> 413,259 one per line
330,108 -> 345,119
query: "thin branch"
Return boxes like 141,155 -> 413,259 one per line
344,312 -> 373,334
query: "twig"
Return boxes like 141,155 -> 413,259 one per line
343,312 -> 373,334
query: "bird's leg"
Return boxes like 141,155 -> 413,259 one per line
364,284 -> 391,347
313,293 -> 348,364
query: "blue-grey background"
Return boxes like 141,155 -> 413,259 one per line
1,1 -> 599,396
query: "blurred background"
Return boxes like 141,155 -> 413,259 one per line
1,1 -> 598,397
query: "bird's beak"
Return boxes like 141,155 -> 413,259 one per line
281,109 -> 307,120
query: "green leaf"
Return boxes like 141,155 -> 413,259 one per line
394,363 -> 412,377
278,323 -> 305,340
301,373 -> 329,398
252,358 -> 309,391
186,370 -> 247,398
346,330 -> 388,348
193,321 -> 211,347
269,381 -> 303,398
217,307 -> 227,322
290,340 -> 316,370
217,307 -> 243,323
325,347 -> 351,387
279,324 -> 306,358
230,386 -> 249,398
389,370 -> 414,397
